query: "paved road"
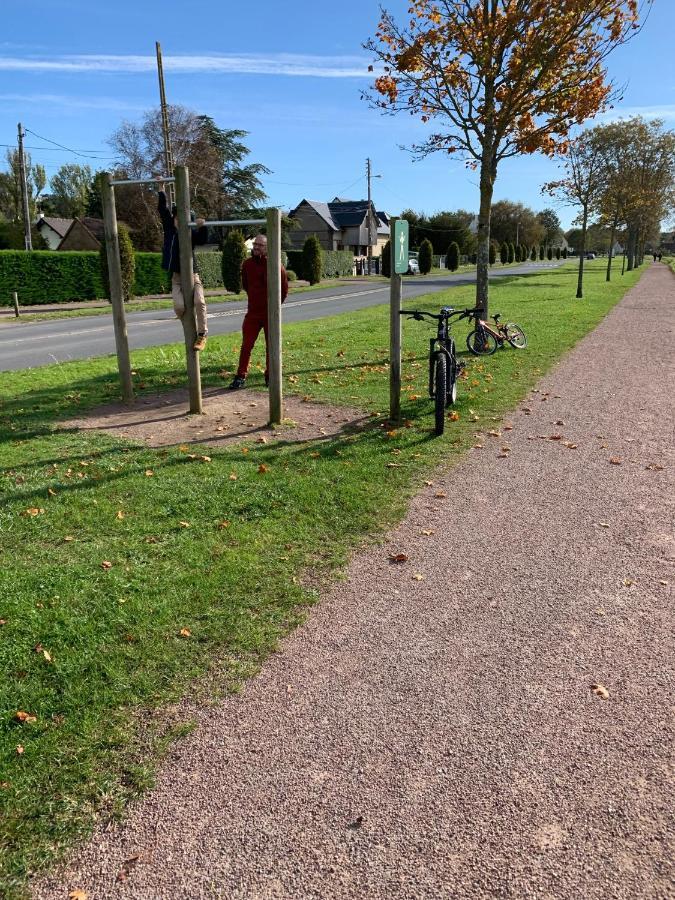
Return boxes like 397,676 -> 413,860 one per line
0,263 -> 559,371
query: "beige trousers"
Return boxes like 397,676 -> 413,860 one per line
172,272 -> 207,335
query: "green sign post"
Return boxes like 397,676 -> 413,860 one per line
393,219 -> 409,275
390,217 -> 408,421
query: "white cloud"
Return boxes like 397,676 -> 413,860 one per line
0,53 -> 372,78
0,92 -> 144,111
599,104 -> 675,122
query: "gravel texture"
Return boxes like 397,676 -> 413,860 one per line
34,264 -> 674,899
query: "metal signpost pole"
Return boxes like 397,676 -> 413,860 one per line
390,217 -> 408,422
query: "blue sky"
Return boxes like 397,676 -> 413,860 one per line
1,0 -> 673,230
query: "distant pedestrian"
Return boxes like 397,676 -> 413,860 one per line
658,252 -> 662,261
653,253 -> 657,262
228,235 -> 288,390
157,180 -> 209,351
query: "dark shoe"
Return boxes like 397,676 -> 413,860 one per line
264,375 -> 269,388
194,333 -> 207,351
228,375 -> 246,391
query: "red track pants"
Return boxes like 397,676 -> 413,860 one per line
236,313 -> 269,378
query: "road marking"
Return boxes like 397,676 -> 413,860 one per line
0,287 -> 388,346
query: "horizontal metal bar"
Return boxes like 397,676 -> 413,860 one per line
189,218 -> 265,227
111,177 -> 175,186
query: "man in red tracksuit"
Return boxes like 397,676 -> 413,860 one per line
229,234 -> 289,390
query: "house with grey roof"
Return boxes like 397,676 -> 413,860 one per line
288,198 -> 390,256
35,215 -> 73,250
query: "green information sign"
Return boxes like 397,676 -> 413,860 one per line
393,219 -> 409,275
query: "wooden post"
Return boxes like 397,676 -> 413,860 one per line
12,292 -> 19,318
266,207 -> 283,424
174,165 -> 203,414
100,173 -> 134,404
389,217 -> 402,422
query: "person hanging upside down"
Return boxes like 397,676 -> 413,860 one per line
229,234 -> 289,390
157,181 -> 209,351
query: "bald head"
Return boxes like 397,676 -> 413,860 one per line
252,234 -> 267,258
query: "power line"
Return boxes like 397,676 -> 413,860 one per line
23,128 -> 117,161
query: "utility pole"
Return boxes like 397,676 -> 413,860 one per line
156,42 -> 175,208
515,221 -> 520,247
266,207 -> 283,425
366,157 -> 373,275
17,123 -> 32,251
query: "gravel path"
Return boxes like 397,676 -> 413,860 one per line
34,264 -> 674,899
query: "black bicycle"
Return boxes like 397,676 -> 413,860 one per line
400,306 -> 467,435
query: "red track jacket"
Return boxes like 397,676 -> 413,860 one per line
241,255 -> 289,316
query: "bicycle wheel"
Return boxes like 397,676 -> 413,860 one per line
433,353 -> 447,436
466,328 -> 498,356
446,343 -> 458,405
505,322 -> 527,348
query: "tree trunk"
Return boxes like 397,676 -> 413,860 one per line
606,212 -> 618,282
475,132 -> 496,318
626,225 -> 636,271
576,205 -> 588,299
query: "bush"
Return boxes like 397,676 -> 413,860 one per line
134,253 -> 170,295
555,247 -> 561,260
508,243 -> 515,264
286,270 -> 297,282
194,250 -> 223,290
562,247 -> 568,259
530,245 -> 537,261
499,242 -> 508,265
302,236 -> 323,285
489,241 -> 497,266
418,238 -> 433,274
381,240 -> 391,278
539,245 -> 545,261
221,231 -> 247,293
446,241 -> 460,272
100,223 -> 135,302
469,252 -> 477,264
547,246 -> 553,260
321,249 -> 354,278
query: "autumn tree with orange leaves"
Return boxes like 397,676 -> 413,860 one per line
365,0 -> 646,316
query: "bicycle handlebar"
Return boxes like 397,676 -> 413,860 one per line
399,306 -> 482,322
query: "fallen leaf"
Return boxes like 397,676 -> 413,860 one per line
256,436 -> 268,444
218,521 -> 230,529
472,443 -> 484,449
48,488 -> 56,497
554,420 -> 565,426
622,578 -> 635,587
434,491 -> 447,498
563,442 -> 578,449
258,464 -> 269,474
645,463 -> 664,471
448,411 -> 460,422
421,529 -> 434,536
241,448 -> 249,454
597,522 -> 611,528
548,434 -> 563,441
101,560 -> 112,570
591,683 -> 609,700
179,628 -> 191,637
497,453 -> 508,459
229,473 -> 238,481
609,458 -> 622,465
23,507 -> 45,517
16,745 -> 24,755
487,430 -> 501,438
68,891 -> 88,900
347,816 -> 364,830
116,510 -> 125,520
144,470 -> 154,477
42,649 -> 52,663
412,573 -> 425,581
178,445 -> 190,452
200,455 -> 212,463
63,536 -> 75,542
424,480 -> 434,486
389,553 -> 409,563
0,619 -> 6,626
15,711 -> 37,724
145,536 -> 158,544
659,579 -> 668,586
386,462 -> 402,468
179,521 -> 190,528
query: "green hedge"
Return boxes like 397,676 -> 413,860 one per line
0,249 -> 224,306
286,248 -> 353,280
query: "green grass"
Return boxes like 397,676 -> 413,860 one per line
0,260 -> 644,897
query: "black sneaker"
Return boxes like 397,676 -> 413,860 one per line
228,375 -> 246,391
